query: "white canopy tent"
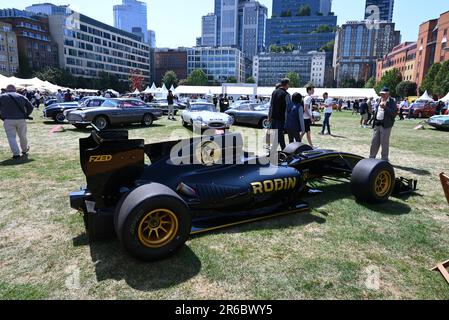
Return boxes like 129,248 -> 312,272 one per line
132,88 -> 140,95
417,90 -> 434,102
439,92 -> 449,102
175,86 -> 379,100
161,84 -> 168,93
142,86 -> 152,94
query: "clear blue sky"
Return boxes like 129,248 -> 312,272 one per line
13,0 -> 449,47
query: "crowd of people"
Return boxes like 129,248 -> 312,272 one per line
268,79 -> 398,162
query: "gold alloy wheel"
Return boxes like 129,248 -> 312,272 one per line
137,209 -> 179,248
375,170 -> 392,197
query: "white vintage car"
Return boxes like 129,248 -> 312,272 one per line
181,102 -> 234,130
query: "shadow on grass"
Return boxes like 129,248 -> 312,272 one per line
305,182 -> 412,216
393,165 -> 432,176
0,157 -> 35,166
73,234 -> 201,291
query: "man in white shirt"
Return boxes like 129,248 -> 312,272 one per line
399,98 -> 408,120
320,92 -> 333,135
34,91 -> 41,109
301,85 -> 315,148
56,89 -> 64,103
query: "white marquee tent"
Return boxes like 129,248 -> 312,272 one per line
439,92 -> 449,102
417,91 -> 434,102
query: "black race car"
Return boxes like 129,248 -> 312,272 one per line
70,130 -> 410,262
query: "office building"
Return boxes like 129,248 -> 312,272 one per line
253,50 -> 326,87
334,20 -> 401,86
414,11 -> 449,86
215,0 -> 222,45
148,30 -> 156,48
25,3 -> 70,16
154,48 -> 188,85
239,0 -> 267,57
202,13 -> 218,47
47,10 -> 150,83
364,0 -> 394,22
0,21 -> 19,76
220,0 -> 239,46
0,9 -> 59,75
187,46 -> 245,83
113,0 -> 148,43
266,0 -> 337,53
376,42 -> 416,82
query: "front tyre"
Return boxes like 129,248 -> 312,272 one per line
142,113 -> 154,127
93,115 -> 109,130
54,112 -> 65,124
115,184 -> 191,261
350,159 -> 395,203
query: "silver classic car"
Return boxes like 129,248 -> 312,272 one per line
66,98 -> 163,130
181,102 -> 233,130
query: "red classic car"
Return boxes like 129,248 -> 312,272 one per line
400,100 -> 437,118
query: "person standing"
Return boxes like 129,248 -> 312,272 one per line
369,87 -> 397,162
286,93 -> 305,143
359,98 -> 369,128
301,85 -> 315,148
56,89 -> 64,103
399,98 -> 408,120
0,85 -> 34,160
64,89 -> 73,102
34,90 -> 41,109
320,92 -> 333,135
167,90 -> 175,120
268,78 -> 291,151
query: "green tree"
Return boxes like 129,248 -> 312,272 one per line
162,70 -> 179,89
187,69 -> 208,86
226,76 -> 238,83
315,25 -> 332,33
420,63 -> 441,95
432,60 -> 449,96
375,68 -> 402,97
286,72 -> 301,87
364,76 -> 376,88
269,44 -> 283,53
396,81 -> 418,98
320,40 -> 335,52
281,10 -> 292,17
246,76 -> 255,84
33,67 -> 76,88
297,5 -> 311,16
282,43 -> 295,53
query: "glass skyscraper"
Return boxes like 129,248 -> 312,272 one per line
267,0 -> 337,53
113,0 -> 148,43
364,0 -> 394,22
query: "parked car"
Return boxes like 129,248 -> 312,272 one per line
181,102 -> 233,130
66,98 -> 163,130
428,115 -> 449,131
148,98 -> 185,115
402,100 -> 437,118
44,98 -> 58,107
225,102 -> 271,128
43,97 -> 107,123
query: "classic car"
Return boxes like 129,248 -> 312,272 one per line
69,129 -> 414,261
43,97 -> 107,123
66,98 -> 163,130
225,103 -> 271,128
428,115 -> 449,130
402,100 -> 437,118
148,98 -> 185,115
181,102 -> 233,130
226,102 -> 320,129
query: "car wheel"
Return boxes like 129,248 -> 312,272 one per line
228,114 -> 235,124
54,112 -> 65,124
350,159 -> 395,203
259,117 -> 270,129
93,116 -> 109,130
142,114 -> 154,127
182,118 -> 188,127
115,183 -> 191,261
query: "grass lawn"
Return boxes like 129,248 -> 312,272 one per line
0,109 -> 448,300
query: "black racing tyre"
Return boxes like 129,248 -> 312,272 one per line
93,115 -> 109,130
114,183 -> 191,261
54,112 -> 65,124
283,142 -> 313,156
142,113 -> 154,127
350,159 -> 395,203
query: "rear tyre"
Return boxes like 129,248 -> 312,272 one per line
115,184 -> 191,261
182,119 -> 188,127
259,117 -> 269,129
350,159 -> 395,203
142,113 -> 154,127
93,115 -> 109,130
283,142 -> 313,156
54,112 -> 65,124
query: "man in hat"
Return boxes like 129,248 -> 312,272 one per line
369,87 -> 397,162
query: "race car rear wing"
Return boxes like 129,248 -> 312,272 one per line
79,130 -> 145,208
